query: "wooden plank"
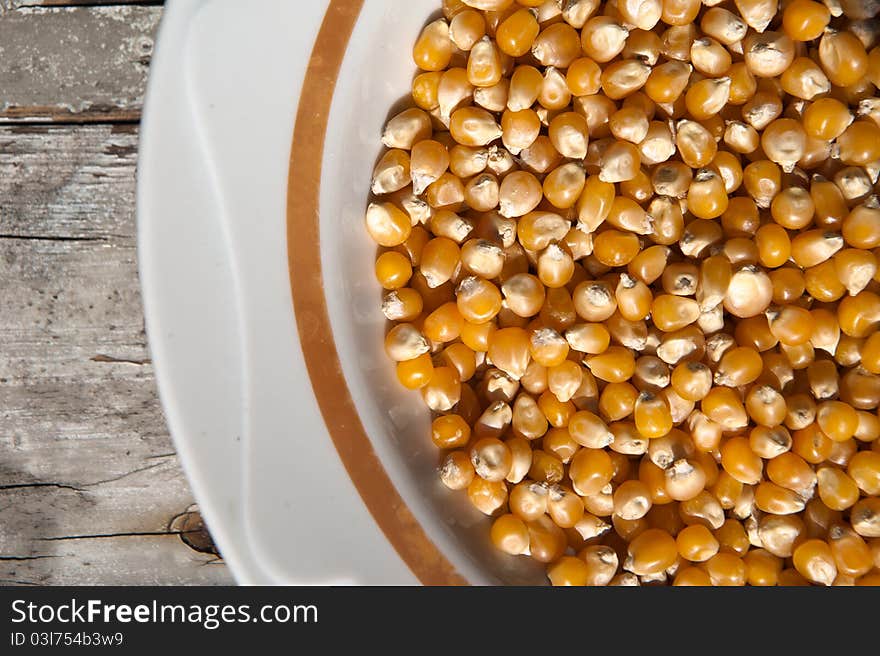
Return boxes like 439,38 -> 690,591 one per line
0,124 -> 232,584
0,5 -> 161,122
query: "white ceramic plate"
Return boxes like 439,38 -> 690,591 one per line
138,0 -> 544,585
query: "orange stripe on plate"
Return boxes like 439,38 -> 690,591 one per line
286,0 -> 467,586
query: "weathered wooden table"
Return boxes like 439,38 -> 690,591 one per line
0,1 -> 232,585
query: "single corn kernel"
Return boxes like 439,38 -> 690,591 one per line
384,323 -> 430,362
490,513 -> 529,556
569,409 -> 614,449
498,170 -> 543,217
720,436 -> 763,485
426,172 -> 466,210
488,326 -> 532,380
755,480 -> 807,515
396,352 -> 434,390
633,391 -> 673,439
742,92 -> 783,131
412,71 -> 442,111
592,230 -> 641,268
723,121 -> 760,155
701,7 -> 747,45
382,288 -> 424,322
500,108 -> 541,156
366,202 -> 413,248
375,250 -> 413,290
547,556 -> 590,586
674,567 -> 712,585
450,107 -> 503,147
766,305 -> 814,347
703,552 -> 747,586
566,58 -> 602,97
470,436 -> 513,482
745,384 -> 787,428
508,480 -> 548,521
645,60 -> 692,104
526,514 -> 567,563
538,66 -> 572,110
817,466 -> 861,510
547,485 -> 585,528
761,118 -> 807,172
676,524 -> 720,562
542,162 -> 586,210
584,346 -> 636,383
569,447 -> 614,496
817,400 -> 859,443
495,8 -> 539,57
687,169 -> 729,219
833,249 -> 877,297
600,60 -> 651,100
467,37 -> 503,89
626,528 -> 678,576
421,366 -> 462,412
837,120 -> 880,166
819,29 -> 869,88
448,8 -> 485,51
759,513 -> 806,558
847,451 -> 880,495
501,272 -> 546,318
690,38 -> 732,77
669,362 -> 711,402
661,24 -> 699,62
578,545 -> 620,586
834,167 -> 873,205
548,112 -> 588,160
413,19 -> 454,72
755,224 -> 792,269
744,549 -> 783,586
528,328 -> 568,369
532,22 -> 582,68
735,0 -> 778,32
851,498 -> 880,537
608,108 -> 649,146
665,458 -> 707,501
538,389 -> 577,429
431,414 -> 472,449
439,450 -> 475,490
828,526 -> 873,578
676,120 -> 718,169
599,140 -> 642,183
383,107 -> 433,150
507,65 -> 543,112
563,321 -> 612,359
724,265 -> 774,319
793,539 -> 837,586
617,0 -> 662,29
781,57 -> 831,101
622,29 -> 662,65
743,31 -> 795,78
843,199 -> 880,249
468,476 -> 508,516
476,78 -> 511,111
547,360 -> 584,403
581,17 -> 629,63
782,0 -> 830,41
726,64 -> 759,109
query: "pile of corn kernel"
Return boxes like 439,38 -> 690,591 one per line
366,0 -> 880,585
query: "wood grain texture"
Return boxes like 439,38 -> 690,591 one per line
0,122 -> 232,585
0,4 -> 161,122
